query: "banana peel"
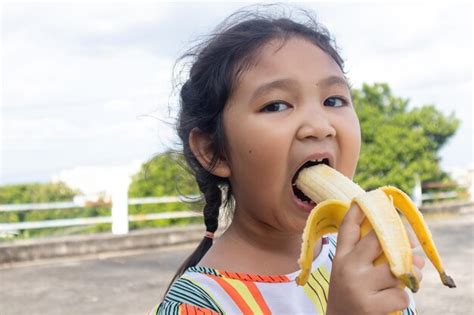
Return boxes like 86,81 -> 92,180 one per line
295,164 -> 456,294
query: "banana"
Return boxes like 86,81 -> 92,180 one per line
380,186 -> 456,289
295,164 -> 456,293
296,163 -> 365,203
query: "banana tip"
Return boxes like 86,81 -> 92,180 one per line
401,273 -> 419,293
441,272 -> 456,288
295,275 -> 308,286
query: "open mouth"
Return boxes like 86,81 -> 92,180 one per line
291,158 -> 330,204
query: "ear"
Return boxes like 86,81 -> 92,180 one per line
189,128 -> 231,178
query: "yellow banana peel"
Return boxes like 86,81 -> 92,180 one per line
295,164 -> 456,295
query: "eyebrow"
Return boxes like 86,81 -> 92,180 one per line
251,78 -> 299,101
316,75 -> 351,90
251,75 -> 350,101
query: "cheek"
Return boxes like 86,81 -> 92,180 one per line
227,129 -> 283,176
226,116 -> 287,162
224,120 -> 290,188
338,115 -> 361,178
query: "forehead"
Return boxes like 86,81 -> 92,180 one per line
232,37 -> 345,94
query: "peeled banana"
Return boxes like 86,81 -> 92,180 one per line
295,164 -> 456,294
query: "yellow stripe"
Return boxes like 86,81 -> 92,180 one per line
221,277 -> 264,314
314,267 -> 330,313
303,280 -> 323,314
303,266 -> 330,314
318,266 -> 331,286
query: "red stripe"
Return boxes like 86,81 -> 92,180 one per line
179,304 -> 187,315
243,281 -> 272,314
185,304 -> 195,315
216,270 -> 291,282
208,274 -> 253,314
179,304 -> 218,315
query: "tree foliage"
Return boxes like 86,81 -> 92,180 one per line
128,151 -> 203,230
0,182 -> 93,239
129,151 -> 200,198
353,83 -> 460,193
0,181 -> 80,204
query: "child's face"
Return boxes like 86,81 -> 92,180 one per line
222,37 -> 361,232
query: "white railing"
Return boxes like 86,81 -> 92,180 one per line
411,176 -> 468,207
1,176 -> 470,237
0,195 -> 202,235
0,201 -> 84,212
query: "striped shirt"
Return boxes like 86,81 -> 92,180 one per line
152,234 -> 417,314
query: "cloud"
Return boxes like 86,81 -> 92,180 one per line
103,99 -> 132,111
3,2 -> 170,39
3,39 -> 176,108
315,2 -> 473,171
1,1 -> 472,185
52,162 -> 143,196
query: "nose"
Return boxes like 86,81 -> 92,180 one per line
296,106 -> 336,141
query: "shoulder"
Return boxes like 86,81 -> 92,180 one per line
152,300 -> 220,315
153,270 -> 223,315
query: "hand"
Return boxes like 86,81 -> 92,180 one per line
326,204 -> 425,315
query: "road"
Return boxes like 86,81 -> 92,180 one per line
1,213 -> 473,315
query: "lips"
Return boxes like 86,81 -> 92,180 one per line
291,157 -> 331,211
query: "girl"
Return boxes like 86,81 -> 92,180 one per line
154,4 -> 424,315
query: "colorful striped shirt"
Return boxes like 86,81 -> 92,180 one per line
152,234 -> 417,314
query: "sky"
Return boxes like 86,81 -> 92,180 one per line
1,1 -> 473,193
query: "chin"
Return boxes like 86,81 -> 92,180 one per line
290,216 -> 309,233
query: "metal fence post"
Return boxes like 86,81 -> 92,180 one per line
111,176 -> 131,235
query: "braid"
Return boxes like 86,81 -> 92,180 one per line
201,179 -> 221,234
162,172 -> 224,297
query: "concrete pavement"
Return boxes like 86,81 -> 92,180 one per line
1,213 -> 473,315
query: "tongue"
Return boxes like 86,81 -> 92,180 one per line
294,186 -> 314,204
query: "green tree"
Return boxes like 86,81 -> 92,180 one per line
0,182 -> 93,239
128,151 -> 203,229
129,151 -> 200,197
0,181 -> 79,204
353,83 -> 460,194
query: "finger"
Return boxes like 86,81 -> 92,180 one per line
353,229 -> 383,264
371,287 -> 410,314
370,262 -> 402,290
336,203 -> 366,257
413,255 -> 425,270
413,264 -> 424,284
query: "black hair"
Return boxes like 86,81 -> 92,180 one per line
164,3 -> 345,296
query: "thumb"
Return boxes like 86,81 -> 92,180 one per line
336,203 -> 366,257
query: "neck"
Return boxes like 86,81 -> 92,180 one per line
222,211 -> 303,256
198,206 -> 322,275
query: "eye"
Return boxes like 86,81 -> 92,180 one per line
260,101 -> 291,113
324,96 -> 348,107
